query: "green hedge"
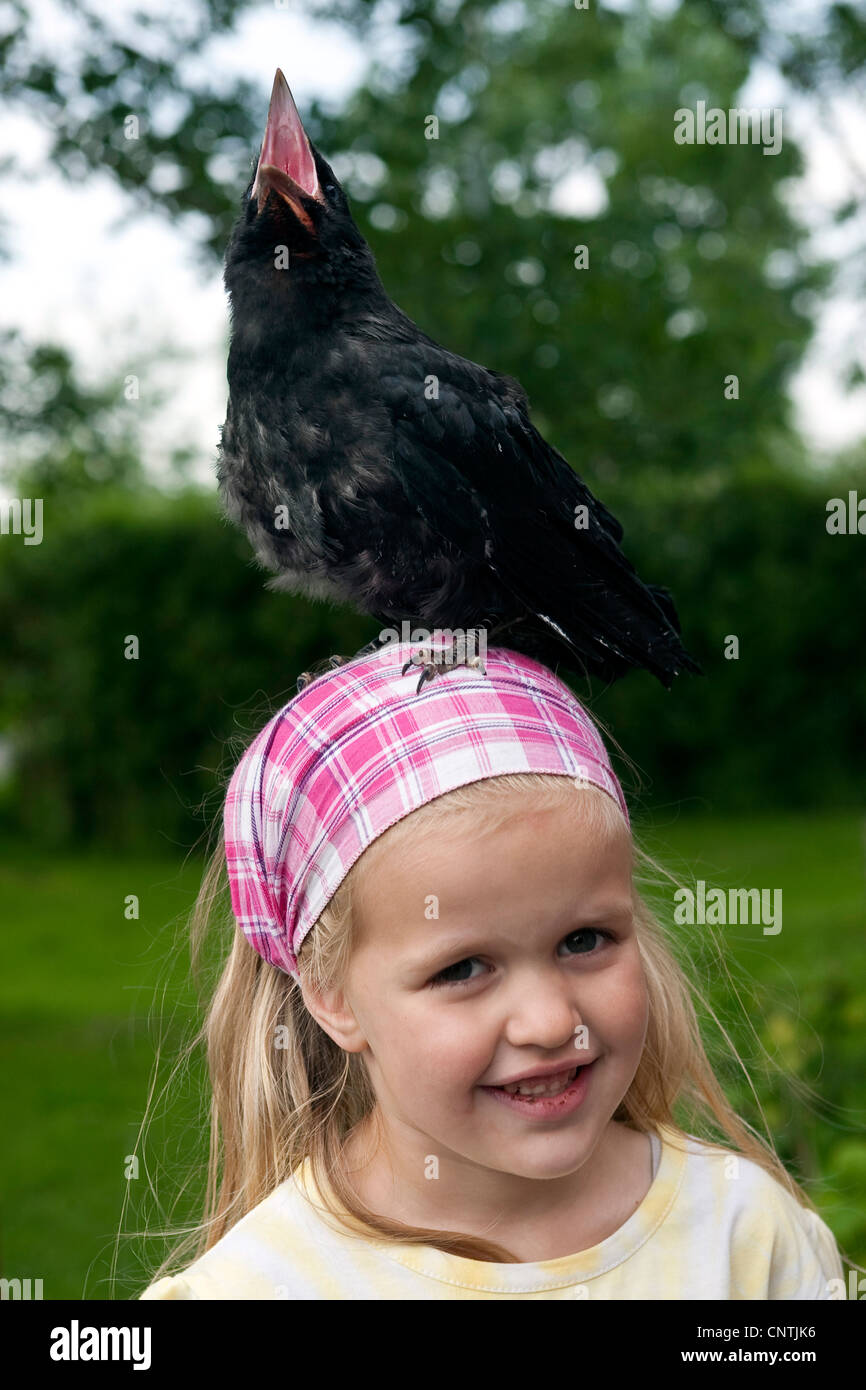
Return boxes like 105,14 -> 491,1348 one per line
0,490 -> 375,850
0,462 -> 862,848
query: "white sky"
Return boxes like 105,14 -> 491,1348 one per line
0,0 -> 864,491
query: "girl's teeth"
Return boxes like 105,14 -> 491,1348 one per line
502,1067 -> 578,1097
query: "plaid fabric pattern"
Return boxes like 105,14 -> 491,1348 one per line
223,640 -> 629,980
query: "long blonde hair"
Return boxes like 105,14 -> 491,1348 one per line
125,770 -> 852,1284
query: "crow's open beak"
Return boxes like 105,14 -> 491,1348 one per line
251,69 -> 323,231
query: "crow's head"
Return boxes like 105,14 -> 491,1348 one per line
224,69 -> 382,326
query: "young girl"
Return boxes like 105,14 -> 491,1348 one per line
137,638 -> 846,1299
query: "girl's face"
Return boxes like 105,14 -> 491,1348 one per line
309,792 -> 649,1202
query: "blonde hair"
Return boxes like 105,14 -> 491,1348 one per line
124,771 -> 853,1284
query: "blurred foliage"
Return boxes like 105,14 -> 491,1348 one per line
0,0 -> 862,474
0,453 -> 863,849
597,452 -> 866,815
0,0 -> 864,841
0,330 -> 148,495
306,0 -> 827,482
0,483 -> 377,849
0,0 -> 263,263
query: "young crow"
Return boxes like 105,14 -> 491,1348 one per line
217,70 -> 701,692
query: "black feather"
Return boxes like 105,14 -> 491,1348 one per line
217,89 -> 701,689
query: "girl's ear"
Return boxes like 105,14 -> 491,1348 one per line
299,978 -> 368,1053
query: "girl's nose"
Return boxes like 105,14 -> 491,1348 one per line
501,976 -> 585,1051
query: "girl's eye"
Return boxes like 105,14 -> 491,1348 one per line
429,957 -> 485,989
428,929 -> 613,989
563,927 -> 611,956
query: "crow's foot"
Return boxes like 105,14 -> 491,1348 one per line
401,643 -> 487,694
295,636 -> 391,694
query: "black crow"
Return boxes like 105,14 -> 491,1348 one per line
217,69 -> 701,693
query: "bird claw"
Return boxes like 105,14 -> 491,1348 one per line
401,648 -> 433,692
401,645 -> 487,693
296,638 -> 389,695
415,663 -> 436,694
401,649 -> 426,677
299,642 -> 487,698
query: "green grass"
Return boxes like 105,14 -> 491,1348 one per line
1,813 -> 864,1298
0,848 -> 210,1300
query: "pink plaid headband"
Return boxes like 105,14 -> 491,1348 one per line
223,640 -> 629,981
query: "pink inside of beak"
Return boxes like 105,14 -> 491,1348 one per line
252,69 -> 320,202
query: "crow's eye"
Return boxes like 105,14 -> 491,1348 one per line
325,184 -> 336,196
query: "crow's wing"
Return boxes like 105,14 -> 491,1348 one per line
375,344 -> 698,684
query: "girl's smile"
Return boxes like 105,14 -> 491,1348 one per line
480,1057 -> 595,1117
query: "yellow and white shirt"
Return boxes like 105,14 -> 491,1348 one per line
139,1124 -> 844,1300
